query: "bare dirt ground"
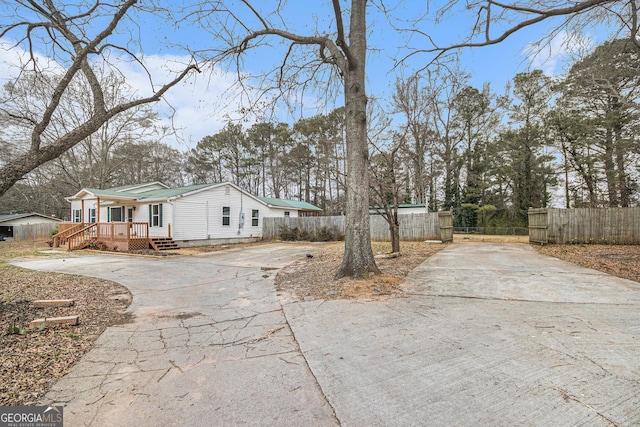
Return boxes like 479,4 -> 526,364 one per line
276,241 -> 447,301
533,243 -> 640,284
1,236 -> 639,406
0,241 -> 132,406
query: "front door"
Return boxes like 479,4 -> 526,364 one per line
127,208 -> 134,223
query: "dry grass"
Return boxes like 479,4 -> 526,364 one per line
533,243 -> 640,284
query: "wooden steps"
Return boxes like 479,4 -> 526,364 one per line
72,238 -> 96,250
150,237 -> 179,251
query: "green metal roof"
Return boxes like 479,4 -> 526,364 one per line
257,196 -> 321,211
82,188 -> 137,198
82,182 -> 168,198
134,184 -> 212,200
72,182 -> 321,211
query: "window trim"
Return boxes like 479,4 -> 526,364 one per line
88,208 -> 96,223
73,209 -> 82,223
148,203 -> 163,227
109,206 -> 124,222
251,209 -> 259,227
222,206 -> 230,226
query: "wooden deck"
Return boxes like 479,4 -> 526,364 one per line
54,222 -> 151,251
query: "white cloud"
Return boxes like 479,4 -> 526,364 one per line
524,31 -> 595,77
100,53 -> 252,149
0,40 -> 248,151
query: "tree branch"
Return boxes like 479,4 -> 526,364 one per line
331,0 -> 355,69
408,0 -> 620,67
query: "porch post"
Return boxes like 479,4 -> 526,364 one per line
168,223 -> 171,238
81,200 -> 85,223
97,198 -> 101,222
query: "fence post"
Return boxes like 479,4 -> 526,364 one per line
438,211 -> 454,242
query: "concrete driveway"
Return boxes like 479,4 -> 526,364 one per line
12,242 -> 640,426
12,243 -> 338,426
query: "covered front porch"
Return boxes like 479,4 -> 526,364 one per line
53,222 -> 177,251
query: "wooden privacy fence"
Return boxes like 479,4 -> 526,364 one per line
263,212 -> 453,242
528,207 -> 640,244
12,223 -> 60,241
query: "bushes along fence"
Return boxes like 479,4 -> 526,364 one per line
263,212 -> 453,242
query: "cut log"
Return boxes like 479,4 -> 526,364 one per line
32,299 -> 74,308
29,315 -> 79,329
374,252 -> 401,259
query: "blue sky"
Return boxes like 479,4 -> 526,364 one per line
0,1 -> 608,150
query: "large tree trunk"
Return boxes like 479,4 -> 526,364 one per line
603,127 -> 618,207
614,126 -> 630,207
336,0 -> 379,279
390,210 -> 400,254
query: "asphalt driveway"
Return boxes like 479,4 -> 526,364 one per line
11,242 -> 640,426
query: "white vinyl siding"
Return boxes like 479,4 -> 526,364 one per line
145,203 -> 171,238
170,185 -> 284,241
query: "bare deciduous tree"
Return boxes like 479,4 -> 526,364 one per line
0,0 -> 198,196
194,0 -> 379,278
420,1 -> 639,63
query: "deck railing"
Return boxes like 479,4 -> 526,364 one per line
52,222 -> 86,247
66,223 -> 98,250
59,222 -> 150,250
94,222 -> 149,241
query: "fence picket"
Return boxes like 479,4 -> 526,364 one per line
11,223 -> 59,241
263,212 -> 447,241
529,207 -> 640,244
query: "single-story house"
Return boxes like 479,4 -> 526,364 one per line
57,181 -> 321,250
0,212 -> 62,240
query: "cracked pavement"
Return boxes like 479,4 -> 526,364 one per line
12,244 -> 338,426
12,242 -> 640,426
284,243 -> 640,426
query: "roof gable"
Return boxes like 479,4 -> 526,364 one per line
0,212 -> 62,223
135,184 -> 214,201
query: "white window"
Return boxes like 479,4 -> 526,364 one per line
284,211 -> 290,217
149,204 -> 162,227
222,207 -> 230,226
88,208 -> 96,223
252,210 -> 259,227
73,209 -> 82,223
